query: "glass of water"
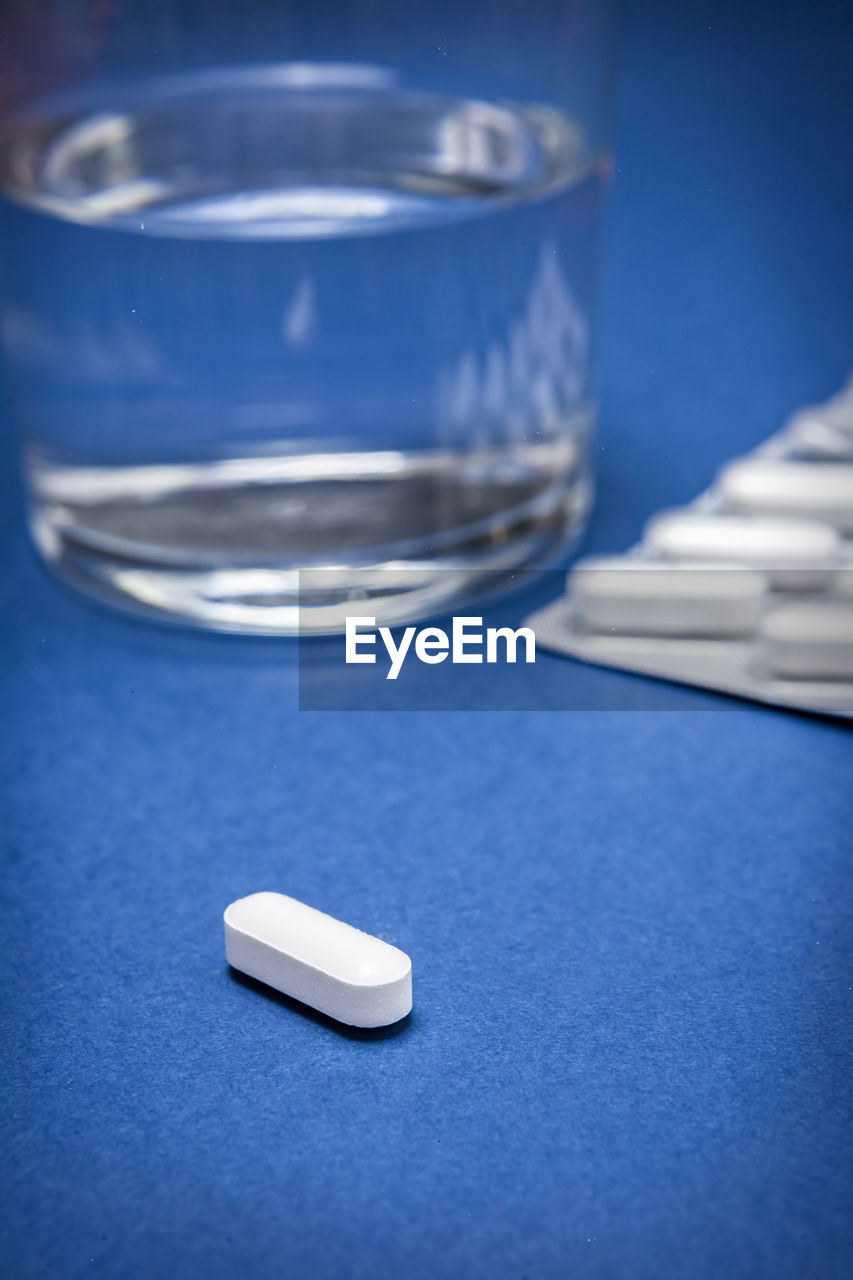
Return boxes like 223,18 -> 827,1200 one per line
0,0 -> 614,633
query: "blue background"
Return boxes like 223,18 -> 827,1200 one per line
2,1 -> 852,1277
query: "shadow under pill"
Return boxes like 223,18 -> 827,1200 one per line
227,966 -> 414,1041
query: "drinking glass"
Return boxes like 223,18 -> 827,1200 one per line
0,0 -> 614,633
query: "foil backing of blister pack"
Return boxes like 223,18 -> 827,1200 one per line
527,378 -> 853,718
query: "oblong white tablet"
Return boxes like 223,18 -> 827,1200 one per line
789,388 -> 853,442
225,892 -> 412,1027
570,557 -> 768,637
644,511 -> 839,589
719,460 -> 853,533
786,407 -> 853,459
758,601 -> 853,680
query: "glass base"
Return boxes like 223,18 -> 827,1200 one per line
27,446 -> 592,634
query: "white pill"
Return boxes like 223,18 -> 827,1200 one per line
225,892 -> 412,1028
793,387 -> 853,435
645,511 -> 839,589
786,408 -> 853,459
719,460 -> 853,533
570,557 -> 768,637
758,601 -> 853,680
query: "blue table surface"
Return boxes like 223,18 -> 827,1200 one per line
2,1 -> 852,1277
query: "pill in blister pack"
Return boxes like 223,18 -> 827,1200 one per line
644,512 -> 840,589
719,460 -> 853,533
783,378 -> 853,458
759,602 -> 853,681
572,559 -> 767,637
526,377 -> 853,718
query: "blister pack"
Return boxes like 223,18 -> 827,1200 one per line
527,378 -> 853,717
